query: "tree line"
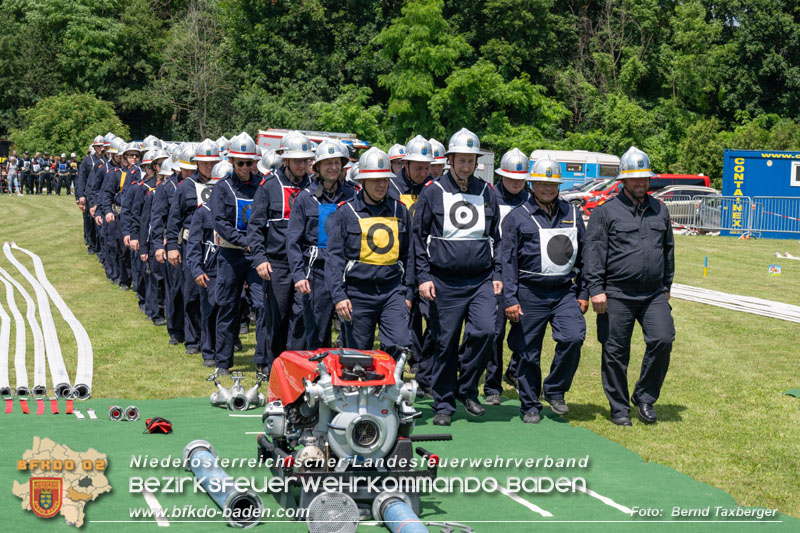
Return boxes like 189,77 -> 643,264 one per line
4,0 -> 800,186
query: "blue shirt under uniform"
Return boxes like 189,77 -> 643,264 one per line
286,178 -> 358,284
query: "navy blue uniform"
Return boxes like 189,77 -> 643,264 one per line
138,178 -> 166,324
325,191 -> 411,354
186,204 -> 219,365
77,153 -> 100,254
484,183 -> 530,397
87,156 -> 113,278
211,171 -> 264,370
413,171 -> 501,416
389,168 -> 434,380
150,175 -> 184,341
166,174 -> 208,350
502,197 -> 587,415
100,163 -> 140,286
583,192 -> 675,418
246,167 -> 309,361
125,175 -> 152,311
287,178 -> 358,349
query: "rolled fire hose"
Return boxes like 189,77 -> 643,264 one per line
12,243 -> 93,398
0,267 -> 46,395
183,439 -> 263,528
3,243 -> 72,397
0,275 -> 28,395
0,298 -> 11,396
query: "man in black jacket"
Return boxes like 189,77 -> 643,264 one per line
583,146 -> 675,427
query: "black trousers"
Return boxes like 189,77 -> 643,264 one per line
597,292 -> 674,418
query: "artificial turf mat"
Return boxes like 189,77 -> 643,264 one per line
2,396 -> 795,532
783,388 -> 800,398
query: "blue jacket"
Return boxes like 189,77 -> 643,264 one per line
412,171 -> 501,284
138,178 -> 161,257
166,173 -> 209,252
210,172 -> 260,252
75,153 -> 98,199
287,178 -> 358,284
149,175 -> 179,253
246,166 -> 310,267
126,177 -> 157,241
100,163 -> 141,215
186,204 -> 218,279
87,156 -> 110,214
501,197 -> 587,308
325,191 -> 412,305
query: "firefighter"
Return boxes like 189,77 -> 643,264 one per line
389,135 -> 435,389
187,160 -> 232,368
387,144 -> 406,176
124,149 -> 154,312
428,138 -> 446,179
76,136 -> 105,255
247,131 -> 313,366
210,132 -> 264,374
325,148 -> 411,355
413,128 -> 502,426
502,158 -> 588,423
483,148 -> 531,406
89,136 -> 119,282
150,145 -> 186,344
140,157 -> 174,327
583,146 -> 675,426
256,149 -> 282,178
100,140 -> 142,289
287,140 -> 358,349
165,141 -> 217,354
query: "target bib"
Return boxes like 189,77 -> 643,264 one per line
528,204 -> 578,276
194,180 -> 212,207
441,189 -> 486,239
358,217 -> 399,265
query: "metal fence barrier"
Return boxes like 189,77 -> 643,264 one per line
658,194 -> 800,237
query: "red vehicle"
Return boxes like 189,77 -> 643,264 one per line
580,174 -> 710,216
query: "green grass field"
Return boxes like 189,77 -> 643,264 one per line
1,194 -> 799,521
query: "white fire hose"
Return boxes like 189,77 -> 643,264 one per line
0,297 -> 11,396
0,275 -> 28,395
0,267 -> 46,395
671,283 -> 800,323
12,243 -> 93,398
3,243 -> 72,397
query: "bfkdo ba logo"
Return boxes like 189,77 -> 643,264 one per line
30,477 -> 62,518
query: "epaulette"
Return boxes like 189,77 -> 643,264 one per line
337,201 -> 346,207
424,180 -> 433,187
260,178 -> 267,186
487,183 -> 495,191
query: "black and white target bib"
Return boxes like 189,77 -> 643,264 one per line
437,182 -> 487,240
529,204 -> 578,276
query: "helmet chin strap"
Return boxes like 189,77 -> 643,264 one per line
362,184 -> 383,204
535,193 -> 557,216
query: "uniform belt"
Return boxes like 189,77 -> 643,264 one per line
215,235 -> 245,250
177,227 -> 190,245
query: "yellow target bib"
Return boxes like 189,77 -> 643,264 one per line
399,194 -> 418,209
358,217 -> 399,266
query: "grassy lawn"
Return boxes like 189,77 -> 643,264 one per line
1,194 -> 799,518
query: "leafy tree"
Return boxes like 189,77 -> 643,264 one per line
9,92 -> 129,156
373,0 -> 470,139
156,0 -> 232,139
313,86 -> 387,146
429,59 -> 569,154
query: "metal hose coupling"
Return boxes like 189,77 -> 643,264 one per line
228,372 -> 249,411
244,371 -> 267,409
208,372 -> 232,407
183,439 -> 263,528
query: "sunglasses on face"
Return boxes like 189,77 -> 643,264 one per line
235,161 -> 254,167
